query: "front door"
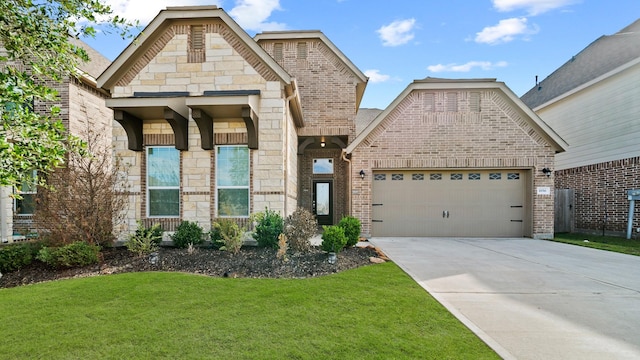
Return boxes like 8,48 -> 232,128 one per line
313,180 -> 333,225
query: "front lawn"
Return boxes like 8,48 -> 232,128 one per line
0,263 -> 498,359
550,233 -> 640,256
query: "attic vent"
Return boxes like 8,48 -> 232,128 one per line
274,43 -> 283,61
297,42 -> 308,59
446,92 -> 458,112
470,92 -> 481,112
188,25 -> 205,63
422,92 -> 435,112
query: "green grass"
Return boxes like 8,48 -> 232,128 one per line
0,263 -> 498,359
550,233 -> 640,256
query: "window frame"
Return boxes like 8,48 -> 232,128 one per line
14,170 -> 37,216
146,146 -> 181,218
216,145 -> 250,218
312,158 -> 334,174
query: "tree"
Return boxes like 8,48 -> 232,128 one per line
34,123 -> 130,247
0,0 -> 136,189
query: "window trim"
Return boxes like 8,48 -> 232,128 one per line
216,145 -> 250,218
146,146 -> 180,218
14,170 -> 37,216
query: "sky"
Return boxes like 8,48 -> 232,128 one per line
83,0 -> 640,110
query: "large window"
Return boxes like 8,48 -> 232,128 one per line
216,145 -> 249,217
147,147 -> 180,217
15,170 -> 37,216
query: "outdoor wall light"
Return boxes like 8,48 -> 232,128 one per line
320,137 -> 326,147
359,170 -> 366,179
542,167 -> 552,177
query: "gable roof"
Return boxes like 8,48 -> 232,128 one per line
346,77 -> 568,154
521,18 -> 640,110
254,30 -> 369,109
97,6 -> 293,90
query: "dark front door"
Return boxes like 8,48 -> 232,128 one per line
313,180 -> 333,225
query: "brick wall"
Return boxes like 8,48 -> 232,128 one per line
555,156 -> 640,236
350,88 -> 556,238
258,39 -> 359,140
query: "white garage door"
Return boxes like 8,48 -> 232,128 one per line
372,170 -> 529,237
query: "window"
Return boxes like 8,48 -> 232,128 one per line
374,174 -> 386,181
15,170 -> 37,215
412,173 -> 424,181
147,147 -> 180,217
507,173 -> 520,180
217,146 -> 249,217
313,159 -> 333,174
468,173 -> 481,180
489,173 -> 502,180
450,173 -> 463,180
391,174 -> 403,181
430,173 -> 442,180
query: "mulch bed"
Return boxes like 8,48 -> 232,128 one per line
0,244 -> 382,289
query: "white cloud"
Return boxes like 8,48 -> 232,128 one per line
229,0 -> 286,32
376,18 -> 416,47
104,0 -> 215,25
427,61 -> 508,73
364,69 -> 391,83
492,0 -> 578,16
475,17 -> 537,45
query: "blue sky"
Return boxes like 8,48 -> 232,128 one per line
85,0 -> 640,109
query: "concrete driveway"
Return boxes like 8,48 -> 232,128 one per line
370,237 -> 640,360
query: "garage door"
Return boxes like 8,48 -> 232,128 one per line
372,170 -> 528,237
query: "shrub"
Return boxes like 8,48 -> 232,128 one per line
253,209 -> 284,249
283,207 -> 318,253
34,125 -> 130,247
0,242 -> 41,273
171,221 -> 204,248
338,216 -> 362,247
277,233 -> 288,261
212,219 -> 244,254
320,225 -> 347,253
36,242 -> 100,268
125,222 -> 162,256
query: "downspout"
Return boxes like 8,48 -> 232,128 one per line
341,149 -> 351,215
0,187 -> 10,243
284,90 -> 296,215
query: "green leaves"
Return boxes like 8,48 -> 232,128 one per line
0,0 -> 136,189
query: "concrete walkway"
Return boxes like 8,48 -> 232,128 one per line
370,237 -> 640,360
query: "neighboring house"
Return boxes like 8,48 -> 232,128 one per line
96,5 -> 566,240
521,19 -> 640,236
0,39 -> 113,243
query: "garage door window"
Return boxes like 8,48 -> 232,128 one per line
430,173 -> 442,180
374,174 -> 386,181
392,174 -> 403,181
508,173 -> 520,180
412,174 -> 424,181
450,173 -> 463,180
468,173 -> 481,180
490,173 -> 502,180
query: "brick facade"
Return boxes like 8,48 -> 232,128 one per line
555,156 -> 640,236
349,87 -> 558,238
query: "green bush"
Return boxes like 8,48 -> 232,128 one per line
338,216 -> 362,247
125,222 -> 162,256
212,219 -> 244,254
171,221 -> 204,248
320,225 -> 347,253
0,242 -> 41,272
284,207 -> 318,252
253,209 -> 284,249
36,242 -> 100,269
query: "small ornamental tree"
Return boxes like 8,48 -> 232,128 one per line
338,216 -> 361,248
320,225 -> 347,253
34,125 -> 130,247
